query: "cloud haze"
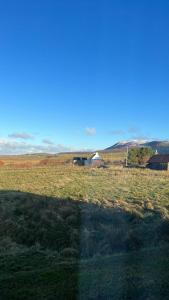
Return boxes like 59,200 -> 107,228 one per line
0,139 -> 74,155
128,127 -> 140,134
42,139 -> 54,145
85,127 -> 96,136
8,132 -> 34,140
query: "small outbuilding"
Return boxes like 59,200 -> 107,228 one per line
73,157 -> 87,166
73,152 -> 104,167
147,154 -> 169,170
85,152 -> 104,167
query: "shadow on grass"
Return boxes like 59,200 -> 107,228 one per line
0,190 -> 169,299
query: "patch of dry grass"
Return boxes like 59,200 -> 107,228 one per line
0,153 -> 169,212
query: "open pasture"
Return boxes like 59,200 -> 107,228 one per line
0,152 -> 169,299
0,152 -> 169,209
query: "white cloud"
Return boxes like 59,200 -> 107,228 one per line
0,139 -> 74,155
85,127 -> 96,136
8,132 -> 34,140
42,139 -> 54,145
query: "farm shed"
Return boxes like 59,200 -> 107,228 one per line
147,154 -> 169,170
73,157 -> 87,166
85,152 -> 104,167
73,152 -> 104,167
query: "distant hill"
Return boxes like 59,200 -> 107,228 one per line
105,140 -> 169,154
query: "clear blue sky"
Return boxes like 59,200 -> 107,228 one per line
0,0 -> 169,154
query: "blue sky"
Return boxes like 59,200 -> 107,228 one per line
0,0 -> 169,154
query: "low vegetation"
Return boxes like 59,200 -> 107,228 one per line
0,152 -> 169,299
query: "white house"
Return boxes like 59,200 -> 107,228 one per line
84,152 -> 103,166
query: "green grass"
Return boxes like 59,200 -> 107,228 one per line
0,164 -> 169,209
0,155 -> 169,299
1,247 -> 169,300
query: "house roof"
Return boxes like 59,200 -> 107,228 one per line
148,154 -> 169,163
90,152 -> 102,160
73,157 -> 87,160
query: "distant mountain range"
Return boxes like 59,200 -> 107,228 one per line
105,140 -> 169,154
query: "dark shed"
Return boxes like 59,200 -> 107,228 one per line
147,154 -> 169,170
73,157 -> 87,166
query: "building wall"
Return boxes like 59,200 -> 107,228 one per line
73,157 -> 87,166
91,159 -> 103,166
84,159 -> 91,166
84,159 -> 103,166
148,162 -> 169,170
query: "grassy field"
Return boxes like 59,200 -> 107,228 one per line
0,152 -> 169,299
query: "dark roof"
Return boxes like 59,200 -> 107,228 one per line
73,157 -> 87,160
148,154 -> 169,164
